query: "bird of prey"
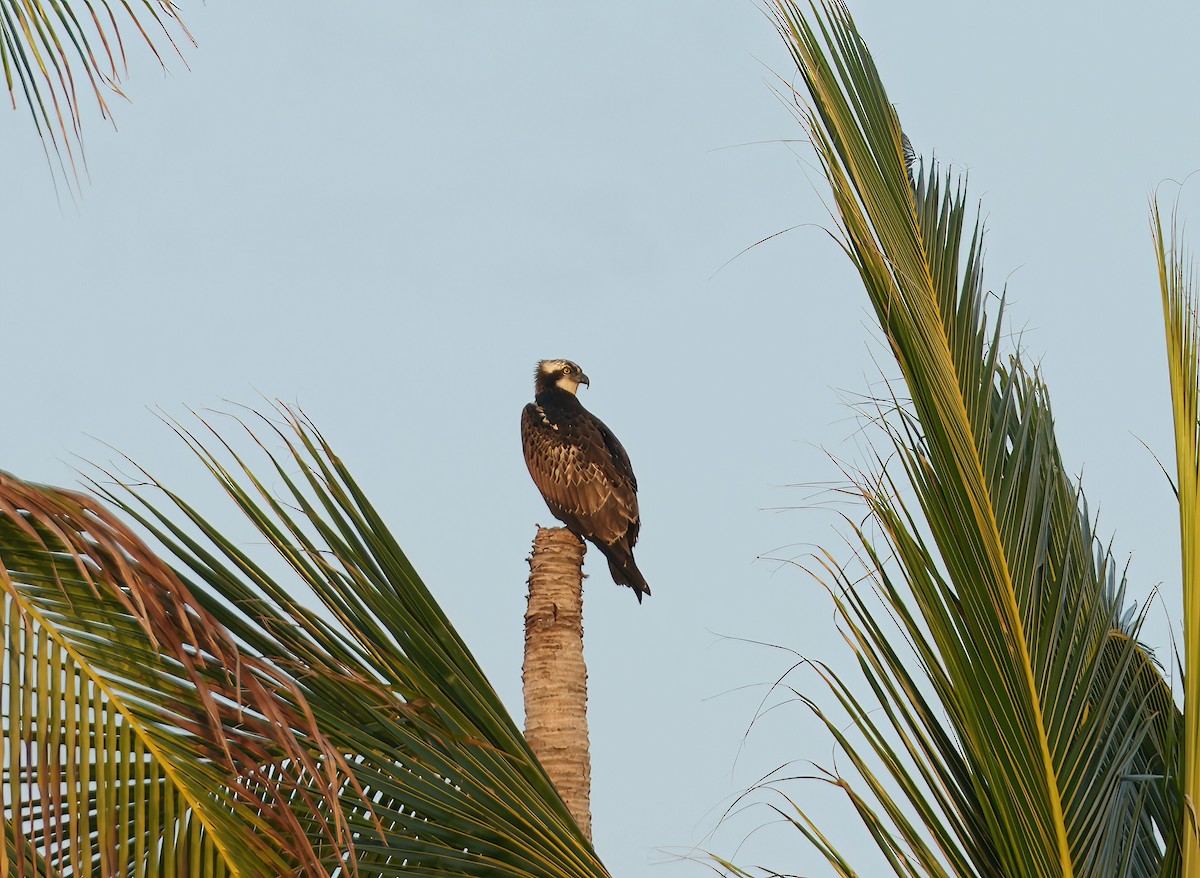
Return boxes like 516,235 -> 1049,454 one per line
521,358 -> 650,602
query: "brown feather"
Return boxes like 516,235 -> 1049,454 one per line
522,403 -> 639,546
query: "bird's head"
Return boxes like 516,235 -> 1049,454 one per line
534,359 -> 590,396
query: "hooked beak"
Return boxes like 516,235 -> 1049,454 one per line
577,372 -> 590,389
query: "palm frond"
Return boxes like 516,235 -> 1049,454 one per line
1153,198 -> 1200,876
759,2 -> 1179,875
95,404 -> 609,878
0,0 -> 192,184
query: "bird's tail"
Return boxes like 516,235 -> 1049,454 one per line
599,544 -> 651,604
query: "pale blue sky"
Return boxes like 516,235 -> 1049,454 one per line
5,2 -> 1199,875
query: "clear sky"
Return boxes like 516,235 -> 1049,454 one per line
5,2 -> 1200,875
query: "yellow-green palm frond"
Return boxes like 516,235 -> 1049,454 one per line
756,2 -> 1180,876
0,0 -> 192,183
1153,199 -> 1200,876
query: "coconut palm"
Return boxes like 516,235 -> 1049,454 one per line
719,2 -> 1198,876
0,408 -> 609,877
1,1 -> 191,180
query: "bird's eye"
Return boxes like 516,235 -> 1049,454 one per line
563,366 -> 573,375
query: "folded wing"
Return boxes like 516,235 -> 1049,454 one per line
521,403 -> 639,547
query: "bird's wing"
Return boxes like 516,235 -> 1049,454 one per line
521,403 -> 639,546
594,415 -> 637,491
588,413 -> 641,547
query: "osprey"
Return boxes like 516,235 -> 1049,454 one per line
521,359 -> 650,602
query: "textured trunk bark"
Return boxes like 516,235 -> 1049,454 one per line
523,526 -> 592,842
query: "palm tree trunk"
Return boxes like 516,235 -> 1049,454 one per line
523,526 -> 592,842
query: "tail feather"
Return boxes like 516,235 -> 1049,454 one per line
598,543 -> 651,603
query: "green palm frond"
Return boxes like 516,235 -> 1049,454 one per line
105,405 -> 607,877
759,2 -> 1180,876
1,1 -> 192,181
1153,200 -> 1200,876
